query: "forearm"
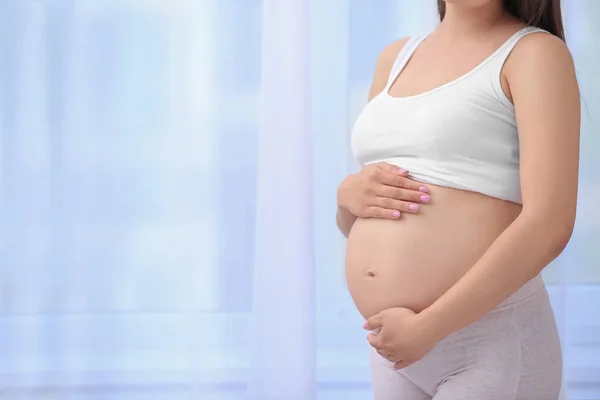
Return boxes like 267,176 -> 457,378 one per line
420,211 -> 573,339
336,205 -> 357,238
416,28 -> 580,345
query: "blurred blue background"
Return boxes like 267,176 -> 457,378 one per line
0,0 -> 598,399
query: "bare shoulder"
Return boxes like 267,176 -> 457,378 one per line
369,37 -> 411,100
377,37 -> 411,70
506,31 -> 576,79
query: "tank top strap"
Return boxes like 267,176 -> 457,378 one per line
385,35 -> 429,90
484,26 -> 549,106
491,26 -> 548,62
499,26 -> 548,58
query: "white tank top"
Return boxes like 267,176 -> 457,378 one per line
351,26 -> 546,204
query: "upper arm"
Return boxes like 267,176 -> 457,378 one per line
506,33 -> 580,227
368,38 -> 410,101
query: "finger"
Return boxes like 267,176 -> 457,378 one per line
393,359 -> 411,370
365,314 -> 384,331
363,206 -> 401,220
377,349 -> 392,361
375,163 -> 408,176
371,164 -> 429,193
374,171 -> 429,194
374,196 -> 420,214
367,333 -> 380,349
378,186 -> 432,204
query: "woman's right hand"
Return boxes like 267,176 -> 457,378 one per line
337,163 -> 431,220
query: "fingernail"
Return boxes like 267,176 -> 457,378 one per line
420,195 -> 431,203
409,204 -> 419,211
363,322 -> 368,329
397,169 -> 408,174
419,186 -> 429,193
392,211 -> 401,218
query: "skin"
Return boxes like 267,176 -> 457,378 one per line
336,163 -> 431,237
362,0 -> 580,369
336,37 -> 425,238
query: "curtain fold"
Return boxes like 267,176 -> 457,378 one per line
249,1 -> 316,399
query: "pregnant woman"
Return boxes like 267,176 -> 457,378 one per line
336,0 -> 580,399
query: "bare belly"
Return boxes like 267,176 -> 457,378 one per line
345,184 -> 522,319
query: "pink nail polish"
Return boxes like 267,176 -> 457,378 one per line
363,322 -> 368,329
419,186 -> 429,193
420,195 -> 431,203
392,211 -> 401,218
409,204 -> 419,211
397,169 -> 408,174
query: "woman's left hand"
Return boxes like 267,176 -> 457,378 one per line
364,307 -> 441,370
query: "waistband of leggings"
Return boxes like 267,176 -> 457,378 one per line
496,273 -> 545,308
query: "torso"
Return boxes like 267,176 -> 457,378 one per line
346,23 -> 536,319
346,185 -> 521,318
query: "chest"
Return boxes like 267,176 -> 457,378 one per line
351,92 -> 519,167
388,41 -> 507,99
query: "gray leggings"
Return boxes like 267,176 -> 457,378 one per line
370,276 -> 563,400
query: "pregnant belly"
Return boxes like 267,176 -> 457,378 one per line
345,184 -> 522,319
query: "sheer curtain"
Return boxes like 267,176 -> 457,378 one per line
0,0 -> 598,399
